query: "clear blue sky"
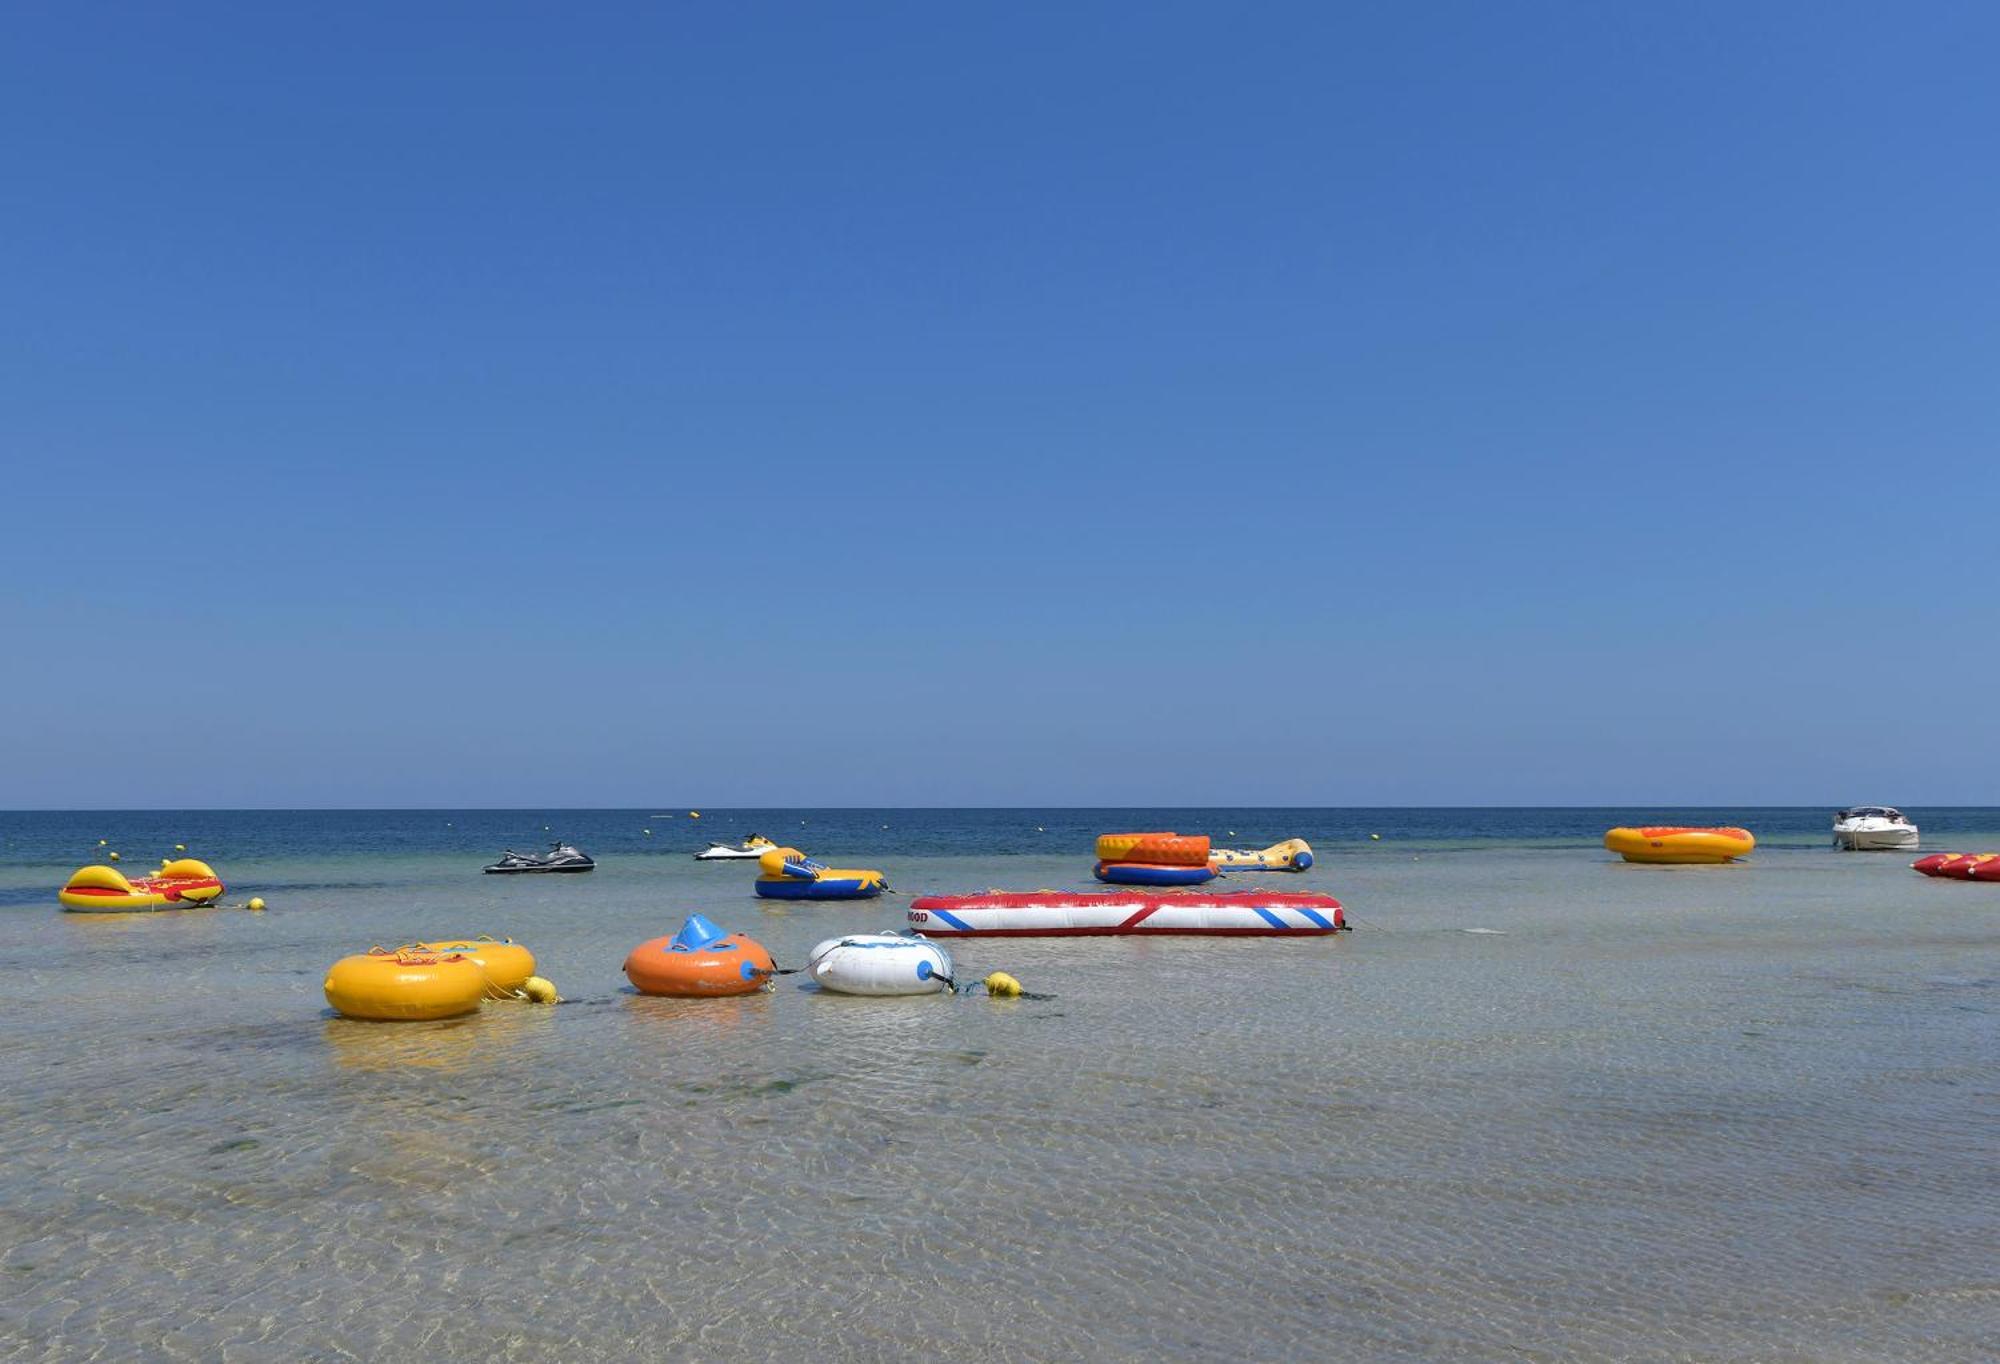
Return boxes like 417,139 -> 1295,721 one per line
4,2 -> 1996,808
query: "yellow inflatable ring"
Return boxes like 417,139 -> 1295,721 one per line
324,949 -> 485,1021
1604,826 -> 1755,864
415,938 -> 536,995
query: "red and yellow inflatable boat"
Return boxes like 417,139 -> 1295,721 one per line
1604,827 -> 1755,864
59,859 -> 226,911
1912,852 -> 2000,881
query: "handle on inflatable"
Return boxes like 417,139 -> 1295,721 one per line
672,913 -> 727,952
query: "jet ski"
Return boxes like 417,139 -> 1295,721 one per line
483,842 -> 596,874
694,834 -> 778,861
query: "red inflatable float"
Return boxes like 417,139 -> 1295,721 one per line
1913,852 -> 2000,881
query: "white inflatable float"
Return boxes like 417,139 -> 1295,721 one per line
805,932 -> 954,996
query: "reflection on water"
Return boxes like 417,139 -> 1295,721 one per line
0,833 -> 1993,1361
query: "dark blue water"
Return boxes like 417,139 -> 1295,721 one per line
6,805 -> 1998,870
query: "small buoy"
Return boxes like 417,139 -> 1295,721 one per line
1036,826 -> 1044,832
689,811 -> 701,819
643,828 -> 652,835
247,897 -> 267,912
984,971 -> 1023,998
108,851 -> 120,862
521,976 -> 560,1004
174,844 -> 187,852
98,839 -> 107,846
1370,833 -> 1382,841
543,826 -> 550,831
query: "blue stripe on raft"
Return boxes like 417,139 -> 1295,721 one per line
1094,862 -> 1216,886
754,878 -> 884,900
926,908 -> 973,931
1296,906 -> 1332,929
1253,907 -> 1288,929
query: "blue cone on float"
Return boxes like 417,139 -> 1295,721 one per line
671,913 -> 727,952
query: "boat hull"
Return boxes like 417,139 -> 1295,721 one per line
908,891 -> 1345,937
1833,826 -> 1919,852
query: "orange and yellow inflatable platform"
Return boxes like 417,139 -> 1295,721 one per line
1604,826 -> 1755,864
1094,832 -> 1218,886
59,859 -> 226,911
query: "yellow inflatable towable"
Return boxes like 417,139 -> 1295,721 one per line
324,948 -> 485,1021
1604,826 -> 1755,864
59,859 -> 226,912
1210,838 -> 1314,872
415,938 -> 537,995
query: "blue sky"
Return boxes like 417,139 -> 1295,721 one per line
4,2 -> 1996,807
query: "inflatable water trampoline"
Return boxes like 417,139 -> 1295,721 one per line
906,890 -> 1346,937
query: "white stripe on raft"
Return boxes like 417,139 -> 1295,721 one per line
906,891 -> 1345,937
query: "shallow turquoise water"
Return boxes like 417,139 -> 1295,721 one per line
1,811 -> 1994,1360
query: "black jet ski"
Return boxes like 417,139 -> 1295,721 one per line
483,842 -> 596,874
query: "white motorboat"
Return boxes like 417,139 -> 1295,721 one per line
1832,807 -> 1919,852
693,835 -> 779,862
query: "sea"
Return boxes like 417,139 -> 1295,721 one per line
0,808 -> 1993,1362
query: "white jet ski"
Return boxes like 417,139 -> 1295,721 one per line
694,835 -> 779,861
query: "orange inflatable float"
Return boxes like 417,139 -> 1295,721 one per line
1094,833 -> 1211,866
1094,832 -> 1217,885
1912,852 -> 2000,881
625,914 -> 776,998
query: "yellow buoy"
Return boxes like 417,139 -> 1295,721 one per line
98,839 -> 108,846
175,844 -> 186,852
108,851 -> 120,862
984,971 -> 1023,998
521,976 -> 560,1004
1370,833 -> 1381,841
247,897 -> 267,911
689,811 -> 701,819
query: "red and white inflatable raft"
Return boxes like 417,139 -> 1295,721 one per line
907,890 -> 1346,937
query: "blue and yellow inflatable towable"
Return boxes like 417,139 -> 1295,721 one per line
754,847 -> 887,900
60,859 -> 226,912
1209,838 -> 1314,872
